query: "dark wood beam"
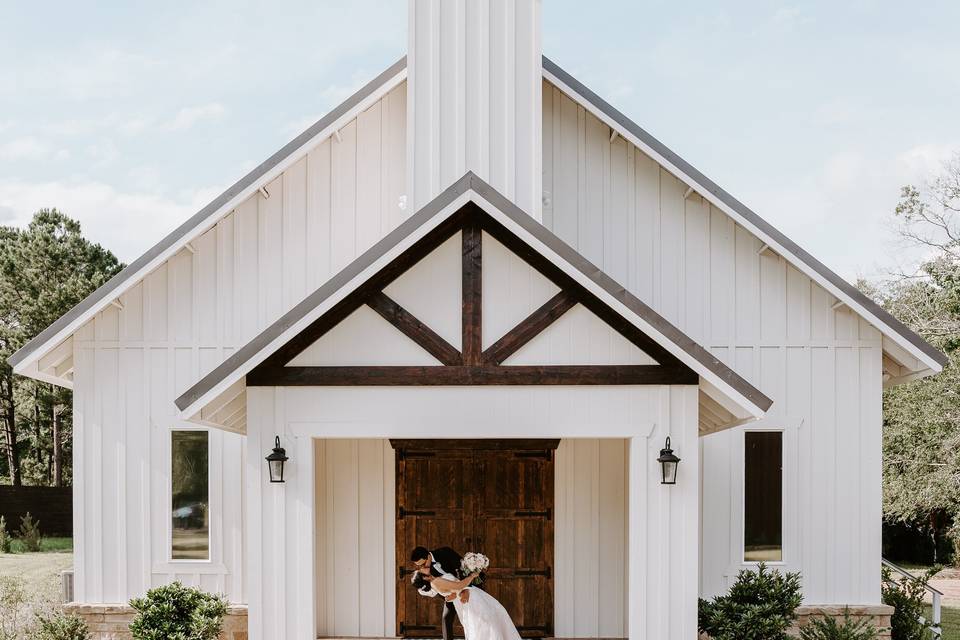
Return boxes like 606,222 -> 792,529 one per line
483,290 -> 577,365
477,214 -> 686,370
256,208 -> 467,370
247,364 -> 698,386
389,439 -> 560,451
462,219 -> 483,365
366,291 -> 462,366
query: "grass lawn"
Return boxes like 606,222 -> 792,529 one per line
7,535 -> 72,554
934,604 -> 960,640
0,541 -> 73,638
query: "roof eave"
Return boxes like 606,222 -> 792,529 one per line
177,173 -> 772,427
541,55 -> 948,374
8,56 -> 408,377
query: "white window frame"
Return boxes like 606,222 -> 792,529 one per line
165,423 -> 216,566
741,428 -> 785,565
725,415 -> 803,576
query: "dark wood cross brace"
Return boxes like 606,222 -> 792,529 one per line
246,203 -> 698,386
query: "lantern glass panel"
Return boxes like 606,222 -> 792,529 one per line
269,458 -> 285,483
661,460 -> 678,485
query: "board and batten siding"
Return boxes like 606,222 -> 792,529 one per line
542,79 -> 883,605
69,82 -> 407,605
310,438 -> 628,639
247,384 -> 699,640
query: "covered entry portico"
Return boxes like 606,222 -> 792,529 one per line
177,174 -> 771,639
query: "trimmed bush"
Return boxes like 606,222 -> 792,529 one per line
33,611 -> 92,640
799,608 -> 877,640
17,512 -> 42,552
881,565 -> 938,640
0,516 -> 10,553
129,582 -> 228,640
698,562 -> 804,640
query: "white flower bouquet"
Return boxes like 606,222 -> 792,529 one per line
460,551 -> 490,586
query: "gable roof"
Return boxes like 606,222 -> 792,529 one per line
9,56 -> 946,383
7,56 -> 408,374
542,57 -> 947,374
176,172 -> 771,431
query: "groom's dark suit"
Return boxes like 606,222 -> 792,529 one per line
427,547 -> 462,640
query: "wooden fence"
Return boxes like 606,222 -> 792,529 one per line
0,485 -> 72,536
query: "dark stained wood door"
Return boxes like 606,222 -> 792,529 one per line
394,441 -> 556,638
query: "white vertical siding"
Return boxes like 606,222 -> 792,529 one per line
248,385 -> 696,640
542,80 -> 884,605
554,439 -> 628,638
314,439 -> 395,638
70,83 -> 407,605
408,0 -> 542,216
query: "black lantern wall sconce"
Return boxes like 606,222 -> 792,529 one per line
266,436 -> 288,483
657,437 -> 680,485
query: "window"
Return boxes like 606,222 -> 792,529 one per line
744,431 -> 782,562
171,430 -> 209,560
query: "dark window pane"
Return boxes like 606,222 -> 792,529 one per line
744,431 -> 782,562
172,430 -> 209,560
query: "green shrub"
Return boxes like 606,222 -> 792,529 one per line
698,562 -> 804,640
881,565 -> 938,640
18,512 -> 42,552
799,608 -> 877,640
33,611 -> 92,640
0,576 -> 27,639
0,516 -> 10,553
129,582 -> 228,640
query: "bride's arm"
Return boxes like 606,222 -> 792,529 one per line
430,572 -> 479,594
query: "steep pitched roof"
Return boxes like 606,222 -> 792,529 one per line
9,55 -> 946,383
7,57 -> 408,374
175,172 -> 772,431
542,57 -> 947,374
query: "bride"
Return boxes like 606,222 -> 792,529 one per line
418,571 -> 521,640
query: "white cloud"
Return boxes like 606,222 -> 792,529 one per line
0,179 -> 221,262
0,136 -> 52,161
282,70 -> 377,135
166,103 -> 227,131
896,143 -> 956,183
771,6 -> 806,27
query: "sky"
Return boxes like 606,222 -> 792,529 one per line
1,1 -> 959,283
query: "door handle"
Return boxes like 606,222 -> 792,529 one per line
398,506 -> 436,518
514,509 -> 551,519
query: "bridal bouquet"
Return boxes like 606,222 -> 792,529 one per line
460,551 -> 489,587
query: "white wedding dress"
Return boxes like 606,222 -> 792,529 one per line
437,574 -> 521,640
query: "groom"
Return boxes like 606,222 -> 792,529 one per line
410,545 -> 467,640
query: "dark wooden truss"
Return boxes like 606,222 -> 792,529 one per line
247,203 -> 697,386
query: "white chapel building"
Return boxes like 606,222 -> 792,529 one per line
9,2 -> 945,639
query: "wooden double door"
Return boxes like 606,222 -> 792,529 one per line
393,440 -> 557,638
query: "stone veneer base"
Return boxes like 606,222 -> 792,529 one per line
700,604 -> 894,640
68,602 -> 893,640
63,603 -> 247,640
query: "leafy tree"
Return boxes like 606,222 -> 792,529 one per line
875,152 -> 960,562
0,209 -> 122,486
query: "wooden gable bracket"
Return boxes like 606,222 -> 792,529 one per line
246,203 -> 698,386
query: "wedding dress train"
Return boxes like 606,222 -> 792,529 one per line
439,575 -> 521,640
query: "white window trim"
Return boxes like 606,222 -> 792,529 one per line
741,428 -> 784,565
166,424 -> 213,565
724,415 -> 804,577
